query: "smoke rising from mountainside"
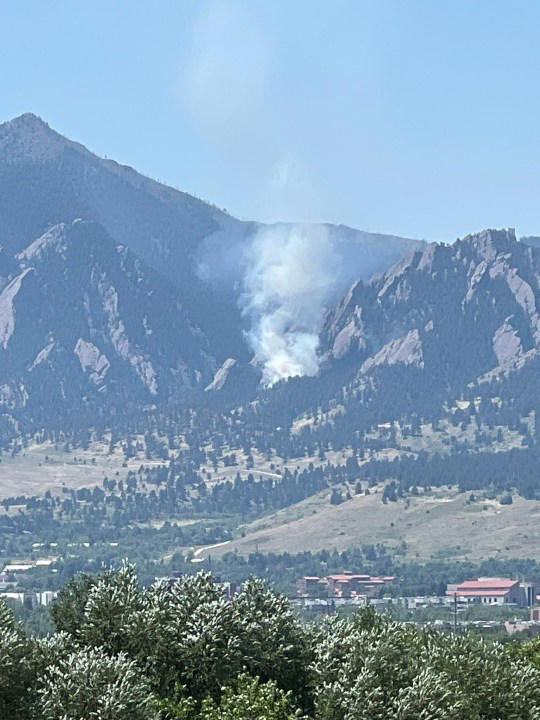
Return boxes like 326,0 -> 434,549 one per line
240,225 -> 340,385
197,222 -> 424,386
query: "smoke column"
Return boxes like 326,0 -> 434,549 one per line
240,224 -> 341,385
196,220 -> 422,386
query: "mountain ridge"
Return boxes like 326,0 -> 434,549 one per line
4,114 -> 540,447
0,219 -> 221,426
302,227 -> 540,443
0,112 -> 424,371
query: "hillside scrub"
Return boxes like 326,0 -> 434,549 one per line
2,563 -> 540,719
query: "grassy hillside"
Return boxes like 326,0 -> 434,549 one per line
202,485 -> 540,562
0,438 -> 166,499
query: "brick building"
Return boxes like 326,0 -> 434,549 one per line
298,571 -> 396,598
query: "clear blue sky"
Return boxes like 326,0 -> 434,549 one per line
2,0 -> 540,241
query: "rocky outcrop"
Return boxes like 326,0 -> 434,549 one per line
492,318 -> 523,366
0,269 -> 33,349
74,339 -> 110,386
320,228 -> 540,399
205,358 -> 237,392
361,330 -> 424,373
0,220 -> 217,416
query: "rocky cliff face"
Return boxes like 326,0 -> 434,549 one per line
9,114 -> 532,430
321,229 -> 540,399
0,113 -> 248,364
0,220 -> 216,421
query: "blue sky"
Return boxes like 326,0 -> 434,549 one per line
2,0 -> 540,241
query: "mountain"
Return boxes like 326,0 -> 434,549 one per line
0,113 -> 424,368
3,114 -> 540,438
0,113 -> 228,261
521,235 -> 540,249
0,113 -> 248,363
4,117 -> 540,569
318,228 -> 540,424
0,220 -> 219,427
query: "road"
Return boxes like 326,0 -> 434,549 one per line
192,539 -> 231,558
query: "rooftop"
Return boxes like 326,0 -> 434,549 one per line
457,579 -> 519,591
453,589 -> 514,597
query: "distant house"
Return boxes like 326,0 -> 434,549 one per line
0,590 -> 57,607
297,576 -> 328,596
447,578 -> 535,607
298,571 -> 396,598
2,563 -> 33,573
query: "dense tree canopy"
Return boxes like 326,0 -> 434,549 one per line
2,564 -> 540,718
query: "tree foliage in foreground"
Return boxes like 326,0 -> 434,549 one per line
2,563 -> 540,719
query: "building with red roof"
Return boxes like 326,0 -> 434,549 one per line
297,571 -> 396,598
447,578 -> 532,606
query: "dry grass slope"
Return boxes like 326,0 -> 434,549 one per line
203,486 -> 540,562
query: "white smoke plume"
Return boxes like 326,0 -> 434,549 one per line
240,225 -> 341,385
197,220 -> 422,387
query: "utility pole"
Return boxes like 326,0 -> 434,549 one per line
453,592 -> 458,634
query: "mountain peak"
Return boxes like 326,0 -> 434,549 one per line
0,112 -> 89,163
458,228 -> 517,261
7,112 -> 50,130
16,220 -> 102,265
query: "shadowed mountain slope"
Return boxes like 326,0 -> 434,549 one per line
0,113 -> 424,366
314,228 -> 540,425
0,220 -> 217,425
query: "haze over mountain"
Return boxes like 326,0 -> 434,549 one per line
0,112 -> 424,424
2,112 -> 540,445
